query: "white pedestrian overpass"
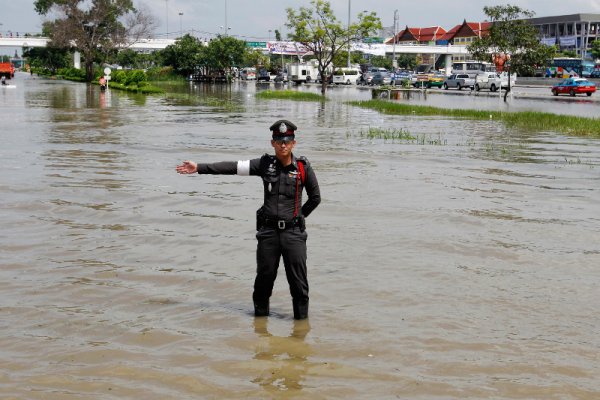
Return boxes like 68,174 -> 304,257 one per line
0,36 -> 469,56
0,37 -> 177,50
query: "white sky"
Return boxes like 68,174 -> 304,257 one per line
2,0 -> 600,47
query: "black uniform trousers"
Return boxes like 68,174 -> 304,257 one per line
253,226 -> 309,319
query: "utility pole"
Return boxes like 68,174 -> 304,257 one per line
347,0 -> 351,68
165,0 -> 169,38
392,9 -> 398,69
179,12 -> 183,37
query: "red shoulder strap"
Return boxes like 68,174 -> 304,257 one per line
297,160 -> 305,183
294,161 -> 306,218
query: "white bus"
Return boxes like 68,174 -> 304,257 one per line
451,61 -> 496,78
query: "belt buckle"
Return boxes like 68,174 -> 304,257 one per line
277,220 -> 286,229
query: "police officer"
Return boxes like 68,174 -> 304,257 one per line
176,120 -> 321,319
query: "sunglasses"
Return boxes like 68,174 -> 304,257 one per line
273,140 -> 294,146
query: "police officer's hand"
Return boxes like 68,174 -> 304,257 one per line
176,160 -> 198,174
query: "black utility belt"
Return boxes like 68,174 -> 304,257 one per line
262,217 -> 303,230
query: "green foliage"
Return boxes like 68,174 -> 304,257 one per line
468,5 -> 555,80
146,66 -> 178,81
286,0 -> 382,94
160,34 -> 204,76
56,67 -> 86,81
108,69 -> 147,86
256,90 -> 326,102
245,49 -> 270,69
160,35 -> 248,77
201,35 -> 248,72
395,54 -> 418,70
350,100 -> 600,137
557,50 -> 578,58
34,0 -> 153,82
23,46 -> 72,73
369,55 -> 393,70
591,40 -> 600,60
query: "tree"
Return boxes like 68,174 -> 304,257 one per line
286,0 -> 381,94
23,46 -> 72,73
34,0 -> 157,82
160,34 -> 204,77
201,36 -> 248,74
591,40 -> 600,61
467,4 -> 555,101
245,49 -> 271,70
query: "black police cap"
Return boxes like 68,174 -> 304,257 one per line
270,119 -> 297,141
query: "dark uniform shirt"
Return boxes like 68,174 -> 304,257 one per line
197,154 -> 321,221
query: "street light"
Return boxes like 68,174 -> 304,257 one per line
165,0 -> 169,38
179,12 -> 183,37
392,10 -> 398,69
224,0 -> 228,36
347,0 -> 351,68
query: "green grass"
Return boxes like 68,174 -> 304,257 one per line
107,82 -> 164,94
359,127 -> 416,140
256,90 -> 325,102
349,99 -> 600,137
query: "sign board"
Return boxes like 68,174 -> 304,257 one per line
246,41 -> 267,48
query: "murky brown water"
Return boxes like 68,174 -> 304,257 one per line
1,73 -> 600,399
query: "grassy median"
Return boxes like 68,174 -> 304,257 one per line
349,99 -> 600,137
256,90 -> 326,102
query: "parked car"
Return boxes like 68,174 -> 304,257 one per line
257,68 -> 270,82
443,73 -> 475,90
240,67 -> 257,80
359,67 -> 387,85
413,72 -> 445,88
551,78 -> 597,97
391,70 -> 412,86
332,68 -> 361,85
274,70 -> 288,83
475,73 -> 503,92
370,71 -> 392,86
589,70 -> 600,78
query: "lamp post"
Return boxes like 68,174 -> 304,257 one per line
225,0 -> 228,36
165,0 -> 169,38
347,0 -> 351,68
179,12 -> 183,37
392,9 -> 398,69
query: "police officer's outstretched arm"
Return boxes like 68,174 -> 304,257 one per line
176,160 -> 198,174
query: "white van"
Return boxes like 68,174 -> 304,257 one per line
332,68 -> 361,85
240,67 -> 257,80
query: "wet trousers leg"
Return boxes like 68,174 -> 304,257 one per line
253,227 -> 308,318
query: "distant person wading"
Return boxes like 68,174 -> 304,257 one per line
175,120 -> 321,319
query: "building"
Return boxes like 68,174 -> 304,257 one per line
439,20 -> 492,62
527,13 -> 600,59
385,26 -> 447,64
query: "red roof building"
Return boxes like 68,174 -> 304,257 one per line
386,26 -> 447,45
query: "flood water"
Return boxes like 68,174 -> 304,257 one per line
1,73 -> 600,399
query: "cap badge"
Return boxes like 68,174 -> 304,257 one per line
279,122 -> 287,133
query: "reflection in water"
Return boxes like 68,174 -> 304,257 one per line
252,318 -> 313,394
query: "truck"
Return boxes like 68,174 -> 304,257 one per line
443,73 -> 475,90
287,62 -> 318,84
474,72 -> 517,92
0,62 -> 15,79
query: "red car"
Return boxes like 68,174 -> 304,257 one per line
551,78 -> 597,97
